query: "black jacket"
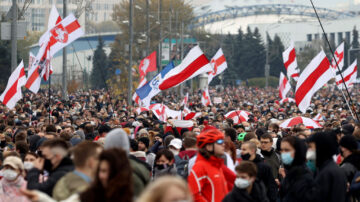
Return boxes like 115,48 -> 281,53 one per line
340,153 -> 360,183
279,165 -> 317,202
27,157 -> 74,196
223,180 -> 269,202
252,154 -> 278,202
261,148 -> 281,179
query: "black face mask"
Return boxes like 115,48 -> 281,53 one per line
43,158 -> 53,171
241,153 -> 251,161
155,164 -> 169,170
0,141 -> 6,148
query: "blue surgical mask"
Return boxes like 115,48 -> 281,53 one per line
281,152 -> 294,165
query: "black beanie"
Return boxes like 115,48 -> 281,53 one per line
340,135 -> 358,152
342,124 -> 354,136
138,137 -> 150,148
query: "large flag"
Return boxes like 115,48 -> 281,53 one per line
201,88 -> 212,107
331,42 -> 344,74
295,50 -> 332,113
39,5 -> 62,46
0,61 -> 26,109
139,51 -> 157,80
159,46 -> 212,90
283,42 -> 300,81
336,60 -> 357,90
25,52 -> 42,93
279,72 -> 291,99
180,92 -> 189,107
208,48 -> 227,84
136,62 -> 175,107
132,78 -> 147,105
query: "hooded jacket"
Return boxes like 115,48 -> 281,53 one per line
188,153 -> 229,202
308,132 -> 347,202
279,137 -> 317,202
223,179 -> 269,202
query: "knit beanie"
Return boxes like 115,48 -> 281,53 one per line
104,128 -> 130,155
339,135 -> 358,152
138,137 -> 150,148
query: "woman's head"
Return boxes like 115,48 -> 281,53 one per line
2,156 -> 24,181
155,149 -> 174,166
24,152 -> 38,171
137,176 -> 192,202
281,136 -> 307,168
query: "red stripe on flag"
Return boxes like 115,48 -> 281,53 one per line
56,16 -> 62,25
336,65 -> 357,85
49,21 -> 81,47
3,80 -> 19,105
287,117 -> 302,127
291,73 -> 299,78
159,54 -> 209,90
295,57 -> 330,106
25,68 -> 40,89
215,55 -> 226,67
284,49 -> 296,69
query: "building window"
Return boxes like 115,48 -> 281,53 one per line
346,31 -> 351,44
314,33 -> 319,40
330,33 -> 335,43
307,34 -> 312,41
338,32 -> 343,44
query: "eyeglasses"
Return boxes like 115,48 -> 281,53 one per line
260,141 -> 271,144
216,139 -> 224,145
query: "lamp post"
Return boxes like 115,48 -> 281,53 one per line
127,0 -> 134,106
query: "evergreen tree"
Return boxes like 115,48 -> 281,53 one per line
91,36 -> 108,89
350,26 -> 360,65
269,34 -> 285,77
0,40 -> 11,90
222,33 -> 237,85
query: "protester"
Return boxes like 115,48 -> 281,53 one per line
188,129 -> 230,202
0,156 -> 30,202
27,138 -> 74,196
260,133 -> 281,180
138,137 -> 156,168
153,149 -> 177,179
223,161 -> 269,202
278,136 -> 316,202
52,141 -> 103,200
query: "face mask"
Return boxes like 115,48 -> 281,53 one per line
244,126 -> 250,131
43,158 -> 53,171
3,169 -> 18,181
155,164 -> 169,170
306,160 -> 316,172
169,148 -> 179,156
281,152 -> 294,165
235,178 -> 250,189
24,161 -> 34,170
306,150 -> 316,161
241,153 -> 251,161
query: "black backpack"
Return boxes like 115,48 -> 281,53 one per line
175,154 -> 190,179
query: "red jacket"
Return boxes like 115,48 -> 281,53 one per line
188,154 -> 229,202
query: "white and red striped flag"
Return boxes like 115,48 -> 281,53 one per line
208,48 -> 227,84
201,88 -> 212,107
279,72 -> 291,99
295,50 -> 332,113
331,42 -> 344,74
0,61 -> 26,109
180,92 -> 189,107
283,41 -> 300,81
39,5 -> 62,47
336,60 -> 357,90
133,78 -> 147,105
25,52 -> 42,93
159,46 -> 212,90
139,51 -> 157,81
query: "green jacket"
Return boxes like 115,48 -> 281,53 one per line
130,157 -> 151,196
52,172 -> 89,201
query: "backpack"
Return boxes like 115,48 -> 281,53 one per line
175,154 -> 190,179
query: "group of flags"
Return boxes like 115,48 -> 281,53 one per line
0,5 -> 84,109
279,41 -> 358,113
134,46 -> 228,107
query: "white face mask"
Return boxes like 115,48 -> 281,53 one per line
235,178 -> 250,189
306,150 -> 316,161
169,148 -> 179,156
3,169 -> 18,181
24,161 -> 34,170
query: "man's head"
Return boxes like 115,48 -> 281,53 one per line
240,141 -> 257,161
72,141 -> 103,179
224,128 -> 237,142
234,161 -> 257,189
40,138 -> 70,171
138,137 -> 150,152
260,133 -> 273,152
197,129 -> 225,158
182,132 -> 197,150
234,124 -> 245,134
169,138 -> 182,156
339,135 -> 358,159
268,123 -> 279,133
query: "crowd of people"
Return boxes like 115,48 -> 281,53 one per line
0,84 -> 359,202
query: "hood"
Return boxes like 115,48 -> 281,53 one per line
104,128 -> 130,154
308,131 -> 338,168
284,137 -> 307,170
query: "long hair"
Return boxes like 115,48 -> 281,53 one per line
80,148 -> 133,202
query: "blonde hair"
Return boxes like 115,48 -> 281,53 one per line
137,176 -> 192,202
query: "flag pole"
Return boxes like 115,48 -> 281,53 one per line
310,0 -> 359,122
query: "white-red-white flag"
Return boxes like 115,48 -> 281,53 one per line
201,88 -> 211,107
336,60 -> 357,90
39,5 -> 62,45
279,72 -> 291,99
283,41 -> 300,81
0,61 -> 26,109
180,92 -> 189,107
25,52 -> 42,93
295,50 -> 332,113
208,48 -> 227,84
331,42 -> 344,74
133,78 -> 147,105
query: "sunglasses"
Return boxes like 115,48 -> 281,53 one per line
216,139 -> 224,145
